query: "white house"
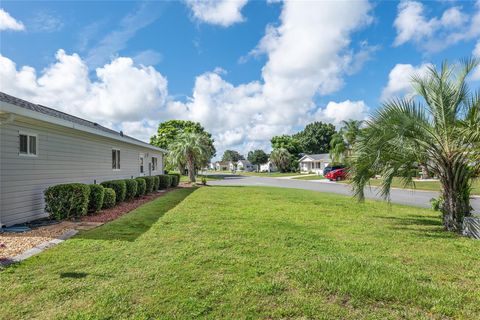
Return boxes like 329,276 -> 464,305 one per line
0,92 -> 167,227
299,154 -> 331,174
236,159 -> 256,172
214,161 -> 229,171
259,160 -> 277,172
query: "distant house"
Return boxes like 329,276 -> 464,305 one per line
215,161 -> 230,171
259,160 -> 277,172
299,154 -> 331,174
236,160 -> 256,172
0,92 -> 166,227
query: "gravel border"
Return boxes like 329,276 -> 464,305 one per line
0,229 -> 78,267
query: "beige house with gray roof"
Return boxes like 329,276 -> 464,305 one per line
0,92 -> 166,227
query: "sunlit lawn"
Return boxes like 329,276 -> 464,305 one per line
1,186 -> 479,319
292,174 -> 324,180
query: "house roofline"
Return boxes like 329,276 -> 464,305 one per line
0,101 -> 167,153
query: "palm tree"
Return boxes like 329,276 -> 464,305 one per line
167,132 -> 212,183
350,58 -> 480,232
270,148 -> 292,172
329,120 -> 363,163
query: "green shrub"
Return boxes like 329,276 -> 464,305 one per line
153,176 -> 160,191
44,183 -> 90,220
103,188 -> 116,209
124,179 -> 138,201
135,178 -> 146,197
143,176 -> 155,194
158,174 -> 170,189
168,173 -> 180,187
100,180 -> 126,203
88,184 -> 105,213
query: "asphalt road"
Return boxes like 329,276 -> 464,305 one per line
209,175 -> 480,213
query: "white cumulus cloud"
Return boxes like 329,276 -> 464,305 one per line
0,50 -> 168,141
0,8 -> 25,31
393,0 -> 480,52
186,0 -> 248,27
314,100 -> 369,126
381,63 -> 431,100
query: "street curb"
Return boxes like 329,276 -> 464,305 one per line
0,229 -> 78,267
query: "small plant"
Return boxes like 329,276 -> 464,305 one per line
135,178 -> 146,197
88,184 -> 105,213
430,196 -> 444,212
44,183 -> 90,220
102,188 -> 116,209
100,180 -> 126,203
153,176 -> 160,191
124,179 -> 138,201
201,176 -> 207,185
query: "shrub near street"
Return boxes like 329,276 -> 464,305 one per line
124,179 -> 138,201
102,188 -> 116,209
100,180 -> 126,204
88,184 -> 105,213
44,183 -> 90,220
135,178 -> 146,197
158,174 -> 170,189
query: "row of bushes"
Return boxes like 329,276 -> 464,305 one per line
44,173 -> 181,220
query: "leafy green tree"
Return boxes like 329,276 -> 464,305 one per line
294,121 -> 336,154
167,132 -> 213,183
222,150 -> 244,163
247,150 -> 269,172
329,131 -> 347,164
270,148 -> 293,172
270,135 -> 302,156
350,59 -> 480,232
150,120 -> 215,173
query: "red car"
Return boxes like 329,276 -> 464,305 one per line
325,168 -> 347,181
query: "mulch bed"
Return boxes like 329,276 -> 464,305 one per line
81,186 -> 189,223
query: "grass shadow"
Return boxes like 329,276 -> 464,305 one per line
373,214 -> 453,238
60,272 -> 88,279
76,188 -> 197,242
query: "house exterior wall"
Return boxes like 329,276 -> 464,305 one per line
0,115 -> 164,227
300,161 -> 329,174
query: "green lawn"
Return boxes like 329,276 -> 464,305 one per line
340,177 -> 480,195
1,187 -> 480,319
293,174 -> 324,180
179,174 -> 225,182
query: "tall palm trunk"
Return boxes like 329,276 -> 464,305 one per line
439,160 -> 471,232
187,154 -> 196,183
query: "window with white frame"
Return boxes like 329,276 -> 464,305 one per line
139,154 -> 144,173
112,149 -> 121,169
152,157 -> 158,171
19,133 -> 37,156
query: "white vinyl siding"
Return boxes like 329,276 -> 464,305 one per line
0,115 -> 163,226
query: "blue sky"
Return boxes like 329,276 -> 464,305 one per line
1,0 -> 479,157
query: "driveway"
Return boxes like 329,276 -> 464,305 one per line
209,175 -> 480,213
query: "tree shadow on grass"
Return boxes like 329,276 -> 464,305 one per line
373,214 -> 454,239
76,188 -> 197,242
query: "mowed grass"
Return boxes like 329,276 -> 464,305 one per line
238,171 -> 300,177
1,187 -> 480,319
340,177 -> 480,195
293,174 -> 324,180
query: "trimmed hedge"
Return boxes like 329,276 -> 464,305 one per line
158,174 -> 170,189
143,176 -> 155,194
135,178 -> 146,197
44,183 -> 90,220
168,173 -> 180,187
103,188 -> 116,209
88,184 -> 105,213
100,180 -> 126,203
124,179 -> 138,201
153,176 -> 160,191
